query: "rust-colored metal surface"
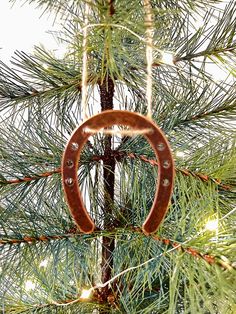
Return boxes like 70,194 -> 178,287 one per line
62,110 -> 175,235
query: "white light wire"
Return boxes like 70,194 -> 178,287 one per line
50,239 -> 188,306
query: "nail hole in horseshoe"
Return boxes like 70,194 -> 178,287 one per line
157,142 -> 165,151
62,110 -> 175,235
163,160 -> 171,169
65,178 -> 74,186
66,160 -> 74,168
71,142 -> 79,151
162,178 -> 170,187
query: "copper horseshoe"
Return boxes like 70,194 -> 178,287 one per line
62,110 -> 174,235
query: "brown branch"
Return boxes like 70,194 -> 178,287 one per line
94,151 -> 233,191
1,152 -> 232,191
121,152 -> 233,191
131,227 -> 235,271
1,227 -> 234,271
0,167 -> 61,185
108,0 -> 115,16
0,232 -> 78,246
99,76 -> 116,305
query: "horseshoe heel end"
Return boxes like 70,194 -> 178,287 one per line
69,205 -> 96,234
142,219 -> 162,235
77,220 -> 95,234
142,203 -> 169,235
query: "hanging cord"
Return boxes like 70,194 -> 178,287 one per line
144,0 -> 154,119
81,2 -> 90,121
81,1 -> 154,134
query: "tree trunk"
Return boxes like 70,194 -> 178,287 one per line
99,76 -> 116,308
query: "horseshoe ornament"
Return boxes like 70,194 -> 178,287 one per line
62,110 -> 174,235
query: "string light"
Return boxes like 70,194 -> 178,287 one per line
25,280 -> 36,292
80,288 -> 92,299
160,51 -> 175,65
205,219 -> 218,231
50,233 -> 208,307
221,207 -> 236,220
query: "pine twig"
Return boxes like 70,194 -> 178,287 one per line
176,46 -> 236,63
131,227 -> 235,271
0,152 -> 233,191
1,228 -> 234,271
0,232 -> 78,246
123,152 -> 233,191
0,168 -> 61,185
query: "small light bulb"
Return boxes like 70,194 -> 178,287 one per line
25,280 -> 36,292
205,219 -> 218,231
160,51 -> 175,65
80,289 -> 91,299
39,259 -> 48,268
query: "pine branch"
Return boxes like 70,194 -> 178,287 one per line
183,101 -> 236,121
1,152 -> 233,191
1,228 -> 234,271
176,45 -> 236,62
0,82 -> 79,103
5,294 -> 116,314
0,59 -> 82,118
175,1 -> 236,76
0,230 -> 79,246
122,152 -> 234,191
0,167 -> 61,185
131,227 -> 235,271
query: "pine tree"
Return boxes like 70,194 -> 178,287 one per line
0,0 -> 236,313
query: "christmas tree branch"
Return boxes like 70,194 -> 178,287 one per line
0,58 -> 79,98
0,231 -> 79,245
6,293 -> 115,313
0,167 -> 61,185
176,46 -> 236,63
182,102 -> 236,121
16,227 -> 234,311
1,228 -> 234,271
5,298 -> 103,314
122,152 -> 233,190
131,227 -> 235,271
1,82 -> 79,101
1,152 -> 232,191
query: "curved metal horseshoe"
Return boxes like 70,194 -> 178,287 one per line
62,110 -> 174,235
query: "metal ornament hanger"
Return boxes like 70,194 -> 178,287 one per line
62,110 -> 174,235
